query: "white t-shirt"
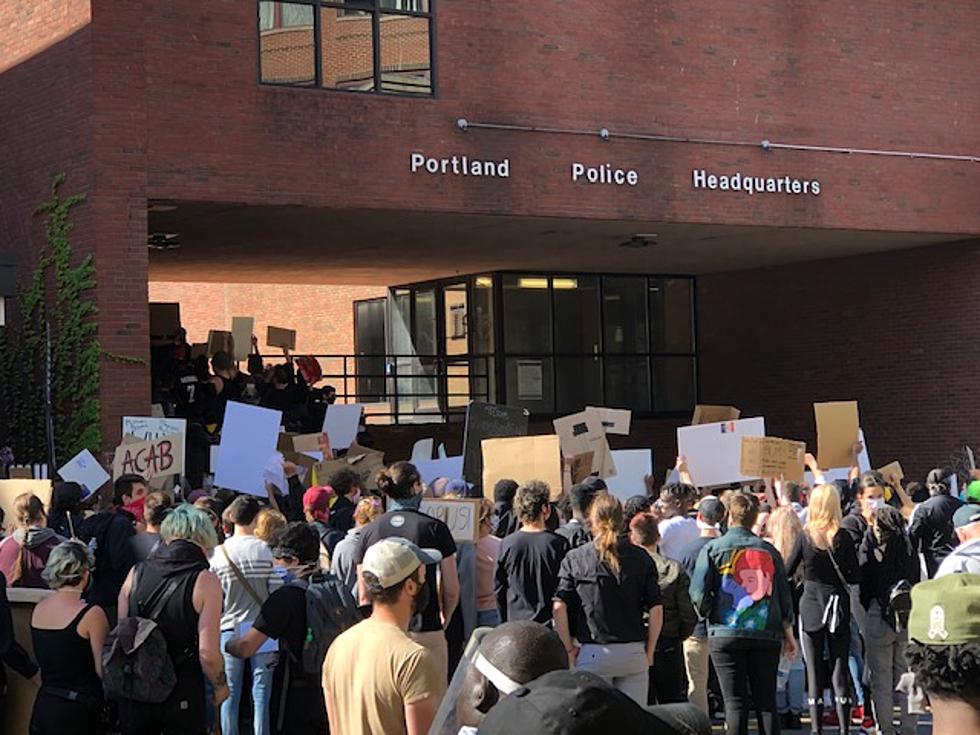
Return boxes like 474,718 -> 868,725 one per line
658,515 -> 699,562
210,533 -> 281,631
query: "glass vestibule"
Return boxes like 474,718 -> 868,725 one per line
379,272 -> 697,419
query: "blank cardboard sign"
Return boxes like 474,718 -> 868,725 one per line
814,401 -> 860,470
692,405 -> 741,426
482,435 -> 562,500
231,316 -> 254,362
267,326 -> 297,351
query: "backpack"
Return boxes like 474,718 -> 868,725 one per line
101,566 -> 183,704
288,572 -> 362,677
887,579 -> 913,631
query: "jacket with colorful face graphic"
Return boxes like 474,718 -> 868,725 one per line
689,527 -> 794,642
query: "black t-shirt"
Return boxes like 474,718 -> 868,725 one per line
354,509 -> 458,632
495,530 -> 569,624
786,531 -> 859,633
556,540 -> 662,645
255,584 -> 327,733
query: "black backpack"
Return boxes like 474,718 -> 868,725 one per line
288,572 -> 362,677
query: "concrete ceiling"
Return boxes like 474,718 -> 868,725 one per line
148,202 -> 964,285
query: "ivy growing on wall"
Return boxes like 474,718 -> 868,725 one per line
0,174 -> 101,465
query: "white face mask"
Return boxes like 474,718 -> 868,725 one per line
866,498 -> 883,511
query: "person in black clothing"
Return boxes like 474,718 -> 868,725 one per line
30,541 -> 109,735
303,486 -> 345,563
858,505 -> 920,735
208,351 -> 247,429
553,493 -> 663,706
131,491 -> 173,562
325,468 -> 361,534
786,484 -> 859,735
47,481 -> 87,540
116,504 -> 228,735
260,365 -> 309,431
495,481 -> 569,624
557,479 -> 605,550
0,570 -> 39,732
226,523 -> 327,735
492,479 -> 520,538
78,475 -> 143,624
909,467 -> 963,577
354,461 -> 460,687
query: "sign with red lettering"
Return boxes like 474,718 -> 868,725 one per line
112,433 -> 184,481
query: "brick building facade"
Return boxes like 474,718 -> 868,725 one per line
2,0 -> 978,478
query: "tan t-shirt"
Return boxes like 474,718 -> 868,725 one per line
323,617 -> 441,735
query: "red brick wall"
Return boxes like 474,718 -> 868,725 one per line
142,0 -> 979,233
697,238 -> 980,483
148,280 -> 385,357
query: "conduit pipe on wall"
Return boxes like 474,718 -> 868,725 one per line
454,118 -> 980,163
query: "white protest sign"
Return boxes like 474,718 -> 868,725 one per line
322,404 -> 363,450
677,417 -> 766,488
215,402 -> 283,496
416,456 -> 464,486
57,449 -> 111,496
604,449 -> 653,501
123,417 -> 187,475
411,438 -> 434,463
420,498 -> 481,543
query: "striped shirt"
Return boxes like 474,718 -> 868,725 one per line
210,533 -> 282,631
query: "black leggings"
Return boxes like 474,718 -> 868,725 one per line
801,626 -> 850,734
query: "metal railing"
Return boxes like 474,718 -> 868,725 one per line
258,352 -> 493,425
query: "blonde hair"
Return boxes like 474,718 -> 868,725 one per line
806,484 -> 842,549
254,508 -> 287,545
768,506 -> 804,578
589,493 -> 624,575
353,497 -> 382,526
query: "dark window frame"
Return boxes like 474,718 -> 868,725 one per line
386,271 -> 699,420
256,0 -> 436,97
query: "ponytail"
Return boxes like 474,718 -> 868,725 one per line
589,493 -> 624,575
375,461 -> 421,500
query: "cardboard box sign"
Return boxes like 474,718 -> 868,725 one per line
481,435 -> 563,501
149,302 -> 181,339
207,330 -> 234,357
553,408 -> 617,479
566,452 -> 595,484
419,498 -> 482,543
585,406 -> 632,435
315,444 -> 385,491
877,461 -> 905,482
814,401 -> 860,470
692,405 -> 741,426
739,436 -> 806,483
267,326 -> 297,351
112,433 -> 185,482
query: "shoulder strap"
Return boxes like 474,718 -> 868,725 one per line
826,546 -> 849,590
130,564 -> 183,620
220,545 -> 264,607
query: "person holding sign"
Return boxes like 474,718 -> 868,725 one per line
354,461 -> 460,690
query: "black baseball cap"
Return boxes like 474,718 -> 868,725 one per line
479,670 -> 694,735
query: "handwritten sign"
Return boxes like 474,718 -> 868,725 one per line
112,433 -> 184,482
420,498 -> 481,543
461,402 -> 529,487
739,436 -> 806,483
123,417 -> 187,475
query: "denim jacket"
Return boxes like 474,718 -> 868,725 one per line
689,527 -> 794,642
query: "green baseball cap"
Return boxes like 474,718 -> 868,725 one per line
909,574 -> 980,646
967,479 -> 980,503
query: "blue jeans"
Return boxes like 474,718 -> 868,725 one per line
848,618 -> 865,707
776,654 -> 805,714
476,609 -> 500,628
220,628 -> 276,735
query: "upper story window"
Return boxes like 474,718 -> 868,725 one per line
258,0 -> 434,95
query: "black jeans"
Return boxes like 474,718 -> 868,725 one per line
709,636 -> 781,735
800,626 -> 851,734
649,637 -> 688,705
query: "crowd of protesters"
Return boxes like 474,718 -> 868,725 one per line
0,353 -> 978,735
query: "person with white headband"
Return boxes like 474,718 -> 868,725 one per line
454,621 -> 568,734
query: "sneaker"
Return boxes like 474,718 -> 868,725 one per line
861,713 -> 876,731
851,704 -> 865,724
822,710 -> 839,727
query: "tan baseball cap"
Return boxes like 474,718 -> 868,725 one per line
362,537 -> 443,589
